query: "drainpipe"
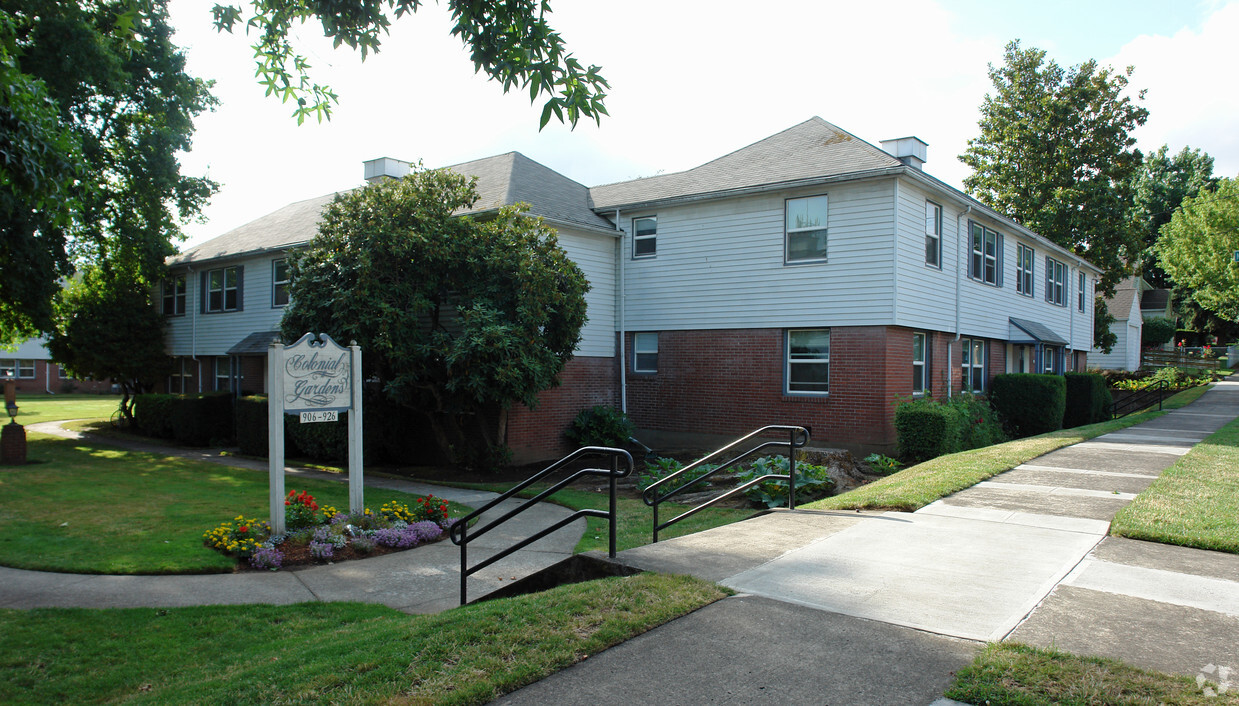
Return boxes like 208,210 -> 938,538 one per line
616,209 -> 627,413
44,361 -> 53,394
950,206 -> 973,397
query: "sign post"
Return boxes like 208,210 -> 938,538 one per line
268,333 -> 364,534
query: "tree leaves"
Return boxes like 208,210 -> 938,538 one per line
1156,178 -> 1239,323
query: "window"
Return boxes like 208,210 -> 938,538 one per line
1045,257 -> 1067,306
633,333 -> 658,373
1043,346 -> 1060,374
168,358 -> 189,393
204,266 -> 241,313
632,217 -> 656,258
1078,272 -> 1086,312
162,274 -> 186,316
925,201 -> 942,267
786,329 -> 830,394
785,195 -> 828,263
968,222 -> 1001,286
961,338 -> 987,393
912,332 -> 927,395
214,357 -> 232,392
0,359 -> 35,379
272,259 -> 290,307
1016,244 -> 1034,296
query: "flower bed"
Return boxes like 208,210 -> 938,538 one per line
203,490 -> 453,571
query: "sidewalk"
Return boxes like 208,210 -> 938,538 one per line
2,421 -> 584,614
499,379 -> 1239,704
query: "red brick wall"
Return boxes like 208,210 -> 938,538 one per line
506,356 -> 619,462
4,362 -> 113,395
238,356 -> 265,396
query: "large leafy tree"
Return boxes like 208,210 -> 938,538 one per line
1129,145 -> 1217,288
281,167 -> 589,468
206,0 -> 608,127
47,268 -> 169,423
961,41 -> 1148,298
1,1 -> 216,344
1156,177 -> 1239,323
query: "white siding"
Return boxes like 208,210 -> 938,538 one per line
556,226 -> 617,358
1091,296 -> 1142,371
619,180 -> 896,330
163,255 -> 286,356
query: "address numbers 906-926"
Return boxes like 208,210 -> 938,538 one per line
299,411 -> 339,424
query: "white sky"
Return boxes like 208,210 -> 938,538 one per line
167,0 -> 1239,249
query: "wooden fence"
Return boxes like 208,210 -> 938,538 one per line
1142,350 -> 1221,371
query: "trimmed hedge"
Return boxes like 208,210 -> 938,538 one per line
133,394 -> 176,439
1063,373 -> 1112,428
132,392 -> 234,446
233,394 -> 428,465
235,396 -> 271,456
989,373 -> 1066,438
895,402 -> 958,463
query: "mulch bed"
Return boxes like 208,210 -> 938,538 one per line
231,530 -> 452,572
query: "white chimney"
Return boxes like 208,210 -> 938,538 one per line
363,157 -> 411,183
879,137 -> 928,171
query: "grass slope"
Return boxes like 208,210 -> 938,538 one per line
0,573 -> 729,705
10,394 -> 120,424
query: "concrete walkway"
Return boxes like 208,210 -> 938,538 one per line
501,380 -> 1239,704
2,421 -> 584,614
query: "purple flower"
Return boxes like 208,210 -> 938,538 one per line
309,541 -> 334,560
249,547 -> 284,570
371,521 -> 443,548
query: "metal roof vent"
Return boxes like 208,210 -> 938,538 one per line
363,157 -> 411,183
879,137 -> 928,171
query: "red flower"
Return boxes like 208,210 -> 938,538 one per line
239,526 -> 248,533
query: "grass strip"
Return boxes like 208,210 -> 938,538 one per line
10,394 -> 121,425
1111,414 -> 1239,553
946,643 -> 1238,705
0,434 -> 471,574
0,573 -> 729,705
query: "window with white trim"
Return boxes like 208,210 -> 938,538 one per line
162,274 -> 186,316
168,358 -> 189,393
786,329 -> 830,394
785,195 -> 828,263
1043,346 -> 1060,374
632,217 -> 656,258
633,333 -> 658,373
912,332 -> 928,395
968,222 -> 1001,286
1045,257 -> 1067,306
961,338 -> 987,393
214,357 -> 232,392
204,266 -> 241,313
1078,272 -> 1086,312
272,259 -> 290,307
1016,243 -> 1034,296
925,201 -> 942,267
0,359 -> 35,379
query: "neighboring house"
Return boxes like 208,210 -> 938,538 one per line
160,117 -> 1100,460
0,338 -> 113,394
1090,277 -> 1149,371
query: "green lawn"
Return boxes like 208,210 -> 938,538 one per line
1110,414 -> 1239,553
0,434 -> 471,574
0,573 -> 729,705
10,393 -> 121,424
947,643 -> 1237,705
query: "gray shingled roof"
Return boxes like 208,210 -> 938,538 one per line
1009,318 -> 1068,346
1141,288 -> 1171,312
171,152 -> 614,265
227,331 -> 282,355
588,117 -> 903,210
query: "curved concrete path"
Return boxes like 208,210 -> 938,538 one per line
1,421 -> 584,614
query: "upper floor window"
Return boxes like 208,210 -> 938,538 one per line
272,259 -> 290,307
632,216 -> 657,258
0,359 -> 36,379
785,195 -> 828,263
633,332 -> 658,373
162,274 -> 186,316
912,332 -> 928,395
786,328 -> 830,394
968,222 -> 1001,286
1045,257 -> 1067,306
1016,244 -> 1034,296
1078,272 -> 1086,312
961,338 -> 987,393
925,201 -> 942,267
204,266 -> 241,313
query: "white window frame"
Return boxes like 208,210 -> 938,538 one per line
912,332 -> 927,396
786,328 -> 830,395
162,274 -> 186,316
969,222 -> 1000,286
925,201 -> 942,268
785,195 -> 829,264
633,332 -> 658,373
1078,272 -> 1086,312
1045,257 -> 1067,306
168,358 -> 188,394
961,338 -> 987,393
0,359 -> 36,379
632,216 -> 657,259
1043,345 -> 1060,374
205,266 -> 240,313
272,259 -> 290,307
214,357 -> 232,392
1016,243 -> 1034,296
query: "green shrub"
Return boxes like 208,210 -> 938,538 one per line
895,400 -> 960,463
990,373 -> 1066,438
863,453 -> 902,475
235,396 -> 269,456
737,455 -> 834,508
566,406 -> 634,447
636,457 -> 717,494
1141,316 -> 1177,347
1063,373 -> 1112,428
288,413 -> 350,462
133,393 -> 176,439
171,392 -> 234,446
946,394 -> 1007,450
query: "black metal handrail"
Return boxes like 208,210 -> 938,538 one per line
449,446 -> 633,605
642,425 -> 808,543
1110,380 -> 1169,418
